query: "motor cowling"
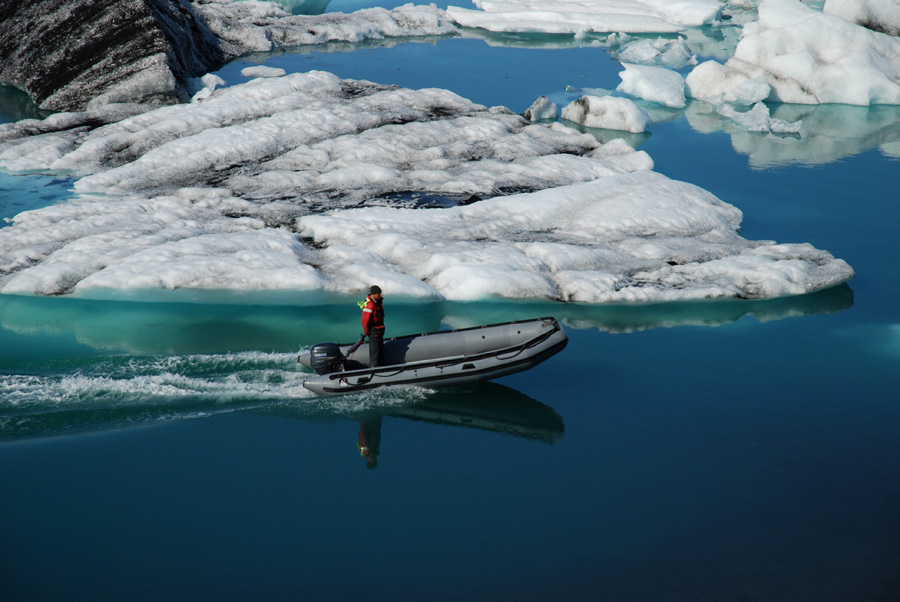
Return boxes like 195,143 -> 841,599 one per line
309,342 -> 346,375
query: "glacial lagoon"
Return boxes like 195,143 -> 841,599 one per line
2,2 -> 900,600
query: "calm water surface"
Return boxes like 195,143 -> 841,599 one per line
2,3 -> 899,600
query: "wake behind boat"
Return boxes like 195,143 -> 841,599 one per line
298,317 -> 568,395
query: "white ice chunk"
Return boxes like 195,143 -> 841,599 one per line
615,37 -> 697,69
0,190 -> 322,299
523,96 -> 559,121
686,0 -> 900,106
616,63 -> 686,108
189,73 -> 228,103
562,95 -> 652,132
189,73 -> 227,95
446,0 -> 724,34
196,1 -> 458,54
685,60 -> 771,106
241,65 -> 288,78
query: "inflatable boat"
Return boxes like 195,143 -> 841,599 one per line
298,317 -> 568,395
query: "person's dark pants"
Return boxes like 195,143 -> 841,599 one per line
368,329 -> 384,367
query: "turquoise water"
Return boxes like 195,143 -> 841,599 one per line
2,5 -> 900,601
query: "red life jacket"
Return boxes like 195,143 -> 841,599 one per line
360,295 -> 385,335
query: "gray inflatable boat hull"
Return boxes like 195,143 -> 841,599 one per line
298,317 -> 567,395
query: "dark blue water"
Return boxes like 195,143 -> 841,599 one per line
2,3 -> 900,601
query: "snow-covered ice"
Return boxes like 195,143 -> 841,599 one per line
613,37 -> 697,69
194,1 -> 457,54
0,0 -> 870,306
686,0 -> 900,106
446,0 -> 724,34
617,64 -> 686,108
685,60 -> 771,107
444,0 -> 900,109
298,172 -> 852,303
240,66 -> 287,79
0,70 -> 853,304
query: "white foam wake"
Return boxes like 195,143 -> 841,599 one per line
0,350 -> 431,439
1,351 -> 309,407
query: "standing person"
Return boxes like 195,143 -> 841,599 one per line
361,285 -> 385,367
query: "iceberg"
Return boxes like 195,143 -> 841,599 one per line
0,71 -> 853,304
446,0 -> 724,34
195,0 -> 457,53
298,172 -> 853,302
616,63 -> 686,108
523,96 -> 559,121
562,95 -> 653,132
613,37 -> 697,69
686,0 -> 900,106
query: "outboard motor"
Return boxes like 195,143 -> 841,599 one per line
309,342 -> 346,375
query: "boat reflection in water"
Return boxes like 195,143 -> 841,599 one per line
352,382 -> 565,469
385,382 -> 564,444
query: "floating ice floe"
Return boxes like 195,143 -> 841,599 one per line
523,96 -> 559,121
613,37 -> 697,69
0,71 -> 854,304
446,0 -> 725,34
240,66 -> 288,79
562,95 -> 652,132
194,0 -> 458,53
686,0 -> 900,106
617,64 -> 686,108
298,172 -> 853,303
685,62 -> 771,106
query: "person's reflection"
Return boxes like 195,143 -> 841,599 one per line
356,415 -> 382,469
